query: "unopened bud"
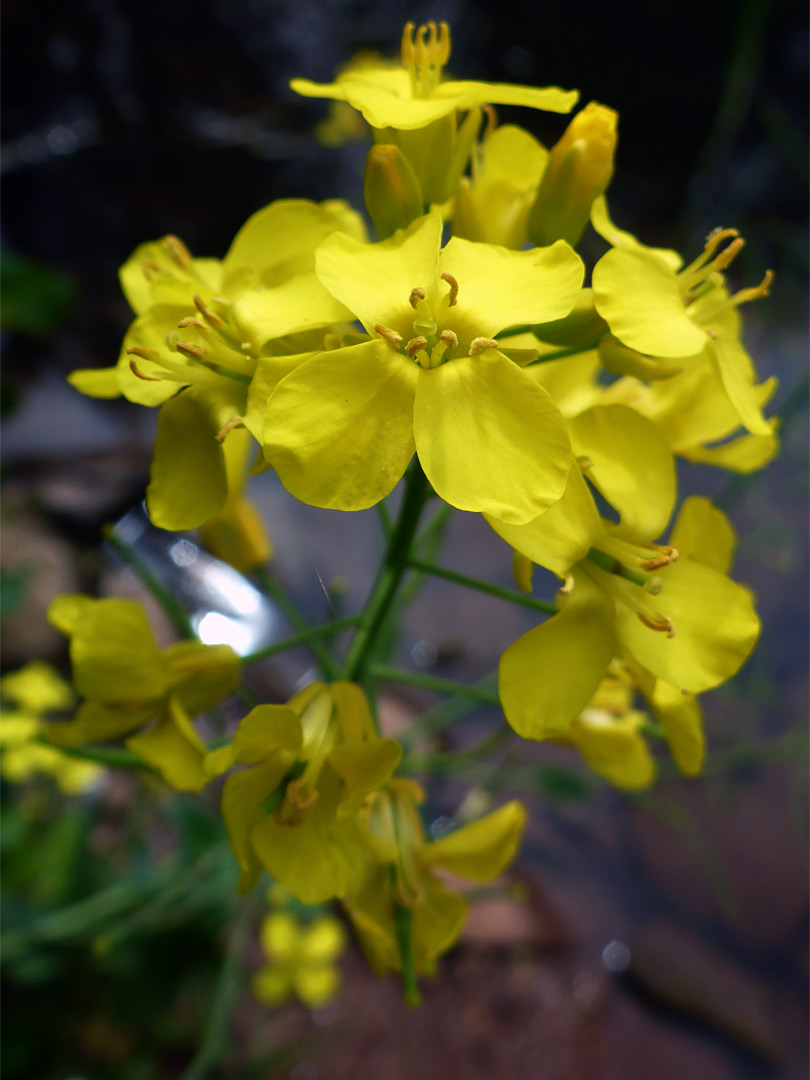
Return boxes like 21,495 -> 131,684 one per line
364,144 -> 424,240
527,102 -> 618,248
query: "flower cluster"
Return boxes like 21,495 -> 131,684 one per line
46,20 -> 776,1000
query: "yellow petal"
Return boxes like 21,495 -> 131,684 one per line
0,661 -> 74,713
688,430 -> 779,474
47,593 -> 95,636
300,915 -> 347,964
263,340 -> 417,511
230,272 -> 354,349
590,196 -> 682,270
568,404 -> 677,543
669,496 -> 736,573
260,911 -> 301,961
222,759 -> 292,872
252,966 -> 292,1006
294,965 -> 341,1008
116,306 -> 191,406
709,337 -> 773,436
569,709 -> 656,790
592,247 -> 707,357
315,213 -> 442,337
223,198 -> 365,290
614,561 -> 760,693
439,237 -> 584,340
243,353 -> 315,440
648,679 -> 705,777
67,367 -> 121,399
328,738 -> 402,804
330,681 -> 376,742
146,389 -> 229,530
499,574 -> 617,739
126,698 -> 208,792
69,599 -> 167,703
422,800 -> 526,881
487,463 -> 601,577
414,351 -> 570,524
434,80 -> 578,115
46,700 -> 154,746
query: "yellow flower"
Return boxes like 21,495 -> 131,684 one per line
527,101 -> 618,248
45,595 -> 239,792
292,21 -> 577,205
252,912 -> 346,1009
453,124 -> 548,249
592,216 -> 774,437
561,663 -> 656,791
263,212 -> 584,523
498,496 -> 760,740
0,662 -> 102,794
206,682 -> 401,903
68,200 -> 365,531
343,780 -> 526,980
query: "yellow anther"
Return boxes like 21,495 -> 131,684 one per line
559,573 -> 575,597
469,337 -> 499,355
375,323 -> 403,350
439,329 -> 458,349
177,316 -> 207,331
215,415 -> 244,443
126,345 -> 159,361
482,102 -> 497,139
175,340 -> 209,360
409,287 -> 426,309
141,259 -> 161,279
638,545 -> 679,571
401,21 -> 415,67
637,611 -> 675,638
576,455 -> 594,471
437,21 -> 451,66
165,235 -> 192,269
440,272 -> 459,306
704,226 -> 740,255
406,335 -> 428,357
276,779 -> 320,827
128,358 -> 161,382
729,269 -> 774,307
193,293 -> 225,329
710,236 -> 744,273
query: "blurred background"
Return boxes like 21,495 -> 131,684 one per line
1,1 -> 808,1077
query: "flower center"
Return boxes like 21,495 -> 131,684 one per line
374,273 -> 498,369
400,20 -> 451,99
677,228 -> 773,331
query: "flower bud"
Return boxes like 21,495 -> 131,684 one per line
527,102 -> 618,248
364,144 -> 424,239
533,289 -> 608,347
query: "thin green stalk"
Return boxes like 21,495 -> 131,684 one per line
586,547 -> 651,588
407,558 -> 556,615
241,614 -> 362,665
254,566 -> 339,679
393,898 -> 420,1006
102,525 -> 195,639
342,463 -> 431,683
370,664 -> 501,707
47,741 -> 157,772
375,500 -> 394,539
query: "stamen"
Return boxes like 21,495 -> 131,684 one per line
439,329 -> 458,349
126,345 -> 160,361
729,269 -> 773,307
559,573 -> 575,597
440,272 -> 459,307
406,336 -> 428,357
215,415 -> 244,443
437,21 -> 451,66
128,358 -> 162,381
401,21 -> 415,67
141,259 -> 161,280
469,337 -> 499,355
576,455 -> 594,471
175,340 -> 209,360
637,611 -> 675,638
177,317 -> 208,331
375,323 -> 403,350
409,287 -> 426,309
638,545 -> 679,571
482,103 -> 497,139
165,235 -> 192,269
193,293 -> 225,329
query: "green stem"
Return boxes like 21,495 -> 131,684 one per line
241,614 -> 362,665
47,741 -> 156,771
102,525 -> 195,639
407,558 -> 556,615
393,898 -> 421,1006
254,567 -> 339,679
375,500 -> 394,539
341,463 -> 431,682
371,664 -> 500,707
586,547 -> 651,588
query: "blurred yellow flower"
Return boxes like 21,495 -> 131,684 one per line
253,911 -> 346,1009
